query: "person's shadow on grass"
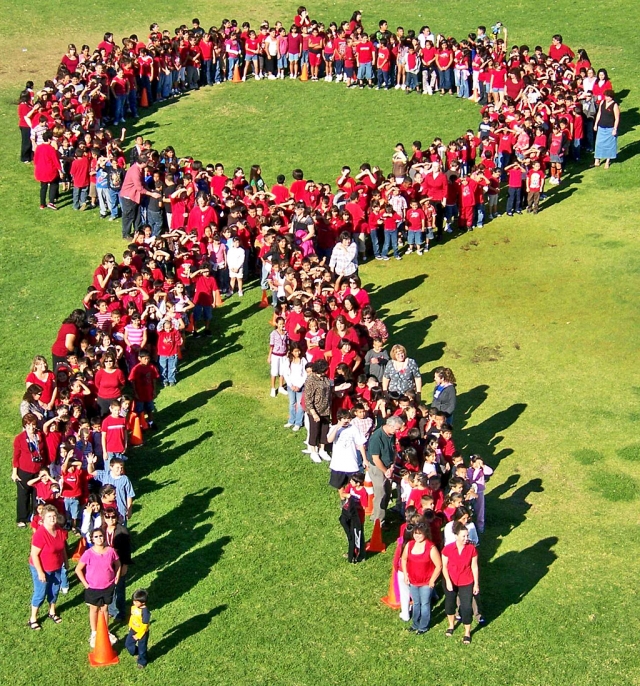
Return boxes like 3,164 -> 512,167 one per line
481,535 -> 558,624
146,535 -> 231,609
150,605 -> 228,661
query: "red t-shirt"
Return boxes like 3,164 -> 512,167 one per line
29,525 -> 68,572
101,414 -> 127,453
157,329 -> 182,357
193,274 -> 219,306
355,42 -> 374,64
51,322 -> 78,357
61,468 -> 85,498
25,371 -> 56,405
442,541 -> 477,586
128,362 -> 159,402
94,368 -> 126,399
405,539 -> 437,586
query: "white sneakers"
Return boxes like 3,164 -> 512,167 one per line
270,388 -> 277,397
89,631 -> 118,648
310,452 -> 322,463
319,449 -> 331,462
292,425 -> 301,432
277,386 -> 287,396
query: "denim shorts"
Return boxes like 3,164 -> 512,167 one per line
357,63 -> 373,80
278,56 -> 288,69
288,53 -> 299,62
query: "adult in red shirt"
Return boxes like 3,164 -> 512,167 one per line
28,504 -> 68,629
442,522 -> 481,643
26,355 -> 57,408
18,92 -> 33,162
401,522 -> 442,634
13,413 -> 49,526
119,153 -> 161,240
187,194 -> 218,240
94,354 -> 126,416
51,308 -> 85,367
33,130 -> 62,209
548,34 -> 574,63
422,161 -> 447,238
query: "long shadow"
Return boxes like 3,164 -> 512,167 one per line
151,605 -> 228,661
482,536 -> 558,623
481,475 -> 544,562
147,535 -> 231,609
153,381 -> 233,426
133,486 -> 223,551
367,274 -> 428,307
456,396 -> 527,471
178,337 -> 243,381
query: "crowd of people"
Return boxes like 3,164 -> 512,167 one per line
14,8 -> 622,649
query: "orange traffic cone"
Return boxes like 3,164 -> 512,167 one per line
300,63 -> 309,81
258,289 -> 270,308
139,413 -> 149,430
89,610 -> 119,667
140,88 -> 149,108
214,289 -> 224,307
380,567 -> 401,609
366,518 -> 387,553
364,471 -> 374,517
71,536 -> 86,561
232,64 -> 242,83
130,414 -> 144,446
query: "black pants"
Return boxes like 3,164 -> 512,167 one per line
20,126 -> 33,162
435,203 -> 445,239
40,181 -> 59,207
308,414 -> 330,448
264,55 -> 276,75
125,629 -> 148,666
444,582 -> 478,625
339,508 -> 365,562
121,197 -> 141,239
16,469 -> 40,523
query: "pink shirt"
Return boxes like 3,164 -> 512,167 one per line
79,546 -> 119,589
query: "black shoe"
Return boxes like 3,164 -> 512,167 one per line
191,331 -> 201,338
202,330 -> 213,337
417,629 -> 429,635
406,626 -> 418,633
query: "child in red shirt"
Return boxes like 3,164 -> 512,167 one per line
157,319 -> 182,387
128,349 -> 159,424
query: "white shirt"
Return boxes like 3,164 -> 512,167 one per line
226,246 -> 245,271
281,358 -> 307,389
443,521 -> 479,546
328,423 -> 365,473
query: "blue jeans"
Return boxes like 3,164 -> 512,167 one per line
72,186 -> 88,209
288,389 -> 304,426
147,210 -> 164,236
114,95 -> 126,123
457,72 -> 470,98
377,69 -> 391,88
227,57 -> 238,79
382,230 -> 399,258
202,59 -> 214,85
406,72 -> 418,90
507,187 -> 522,214
370,228 -> 382,257
159,355 -> 178,385
409,583 -> 433,632
474,203 -> 485,228
125,628 -> 149,666
64,497 -> 80,522
109,573 -> 127,620
108,188 -> 120,218
30,564 -> 62,607
127,89 -> 138,118
158,72 -> 172,99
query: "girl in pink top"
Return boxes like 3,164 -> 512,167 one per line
76,528 -> 121,647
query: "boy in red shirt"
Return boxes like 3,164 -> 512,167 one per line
128,350 -> 159,427
101,399 -> 128,461
70,149 -> 90,210
505,161 -> 525,215
157,319 -> 182,387
458,176 -> 476,231
61,453 -> 86,532
191,264 -> 219,337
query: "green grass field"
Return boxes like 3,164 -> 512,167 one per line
1,2 -> 640,684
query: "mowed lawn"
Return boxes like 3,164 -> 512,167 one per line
1,2 -> 640,684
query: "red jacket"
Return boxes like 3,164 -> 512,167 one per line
13,430 -> 49,473
34,143 -> 61,183
422,172 -> 448,202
